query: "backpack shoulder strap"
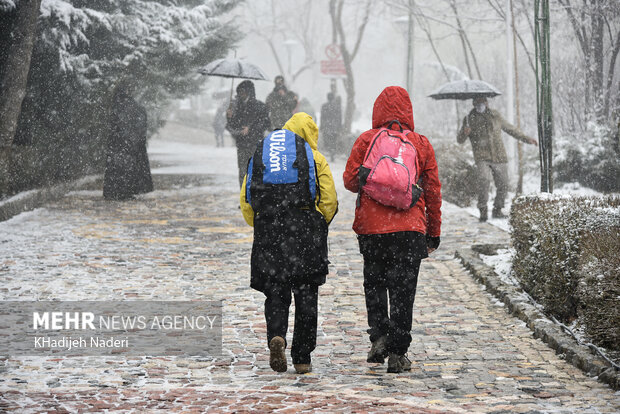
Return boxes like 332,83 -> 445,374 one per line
246,137 -> 267,206
293,135 -> 316,208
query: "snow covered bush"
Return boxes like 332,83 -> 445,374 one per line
434,140 -> 477,207
577,230 -> 620,352
511,195 -> 620,352
554,122 -> 620,193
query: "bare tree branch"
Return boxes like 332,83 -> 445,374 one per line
351,0 -> 373,61
413,10 -> 451,81
485,0 -> 505,19
292,61 -> 315,82
557,0 -> 589,57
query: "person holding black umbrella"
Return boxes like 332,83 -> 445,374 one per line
226,80 -> 271,187
457,96 -> 537,221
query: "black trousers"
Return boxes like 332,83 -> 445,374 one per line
264,283 -> 318,364
358,232 -> 426,355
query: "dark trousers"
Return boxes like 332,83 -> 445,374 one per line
359,232 -> 425,355
236,142 -> 255,188
264,283 -> 318,364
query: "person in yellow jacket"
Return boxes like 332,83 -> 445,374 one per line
240,112 -> 338,374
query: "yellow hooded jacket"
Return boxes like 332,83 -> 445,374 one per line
240,112 -> 338,226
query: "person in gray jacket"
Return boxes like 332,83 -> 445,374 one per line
457,97 -> 537,221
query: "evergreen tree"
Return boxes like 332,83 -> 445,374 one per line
1,0 -> 242,194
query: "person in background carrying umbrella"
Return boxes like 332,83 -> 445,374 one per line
457,96 -> 537,221
226,80 -> 271,187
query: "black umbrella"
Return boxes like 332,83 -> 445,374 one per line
428,79 -> 501,100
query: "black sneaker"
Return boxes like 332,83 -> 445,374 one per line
367,336 -> 387,363
479,208 -> 488,222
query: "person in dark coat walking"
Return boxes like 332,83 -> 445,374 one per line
343,86 -> 442,373
240,112 -> 338,374
103,82 -> 153,200
265,75 -> 297,130
320,92 -> 342,160
226,80 -> 271,187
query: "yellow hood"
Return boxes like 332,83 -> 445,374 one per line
282,112 -> 318,150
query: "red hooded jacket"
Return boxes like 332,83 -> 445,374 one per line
343,86 -> 442,237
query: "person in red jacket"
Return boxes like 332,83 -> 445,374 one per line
343,86 -> 442,373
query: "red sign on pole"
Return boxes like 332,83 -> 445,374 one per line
321,44 -> 346,76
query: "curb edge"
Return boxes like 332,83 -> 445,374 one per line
455,247 -> 619,391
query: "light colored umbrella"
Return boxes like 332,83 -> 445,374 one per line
199,58 -> 269,101
199,58 -> 269,81
428,79 -> 501,100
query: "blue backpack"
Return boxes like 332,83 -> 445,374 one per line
246,129 -> 318,212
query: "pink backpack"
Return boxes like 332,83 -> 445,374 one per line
358,120 -> 422,210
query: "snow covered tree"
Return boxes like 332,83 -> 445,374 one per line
1,0 -> 242,195
0,0 -> 42,193
558,0 -> 620,123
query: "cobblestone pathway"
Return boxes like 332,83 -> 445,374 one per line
1,140 -> 618,413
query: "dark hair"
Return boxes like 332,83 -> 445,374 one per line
236,80 -> 255,98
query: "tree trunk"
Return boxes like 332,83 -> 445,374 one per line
0,0 -> 41,148
340,46 -> 356,134
328,0 -> 371,134
558,0 -> 618,122
590,0 -> 605,121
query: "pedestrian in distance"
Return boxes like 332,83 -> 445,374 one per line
265,75 -> 297,130
343,86 -> 442,374
226,80 -> 271,187
457,96 -> 537,221
213,99 -> 228,148
240,112 -> 338,374
103,79 -> 153,200
294,94 -> 316,120
319,92 -> 342,161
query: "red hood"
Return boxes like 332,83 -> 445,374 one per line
372,86 -> 415,131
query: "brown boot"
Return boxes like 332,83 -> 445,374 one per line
269,336 -> 287,372
367,335 -> 387,363
387,353 -> 403,373
294,363 -> 312,374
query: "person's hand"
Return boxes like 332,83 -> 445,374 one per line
241,126 -> 249,136
426,236 -> 440,255
463,127 -> 471,136
527,137 -> 538,146
226,108 -> 232,119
